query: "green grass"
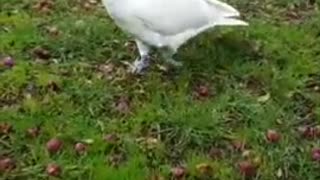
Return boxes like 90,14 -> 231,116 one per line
1,0 -> 320,179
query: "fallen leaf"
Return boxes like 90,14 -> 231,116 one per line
26,127 -> 41,138
196,163 -> 213,176
257,93 -> 270,103
98,63 -> 115,80
232,139 -> 246,151
88,0 -> 98,5
0,123 -> 12,135
83,2 -> 92,10
46,26 -> 60,36
276,168 -> 283,178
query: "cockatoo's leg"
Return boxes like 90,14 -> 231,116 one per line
131,40 -> 151,74
160,48 -> 183,67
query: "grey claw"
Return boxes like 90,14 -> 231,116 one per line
130,56 -> 150,74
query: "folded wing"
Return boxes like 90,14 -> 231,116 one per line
131,0 -> 246,36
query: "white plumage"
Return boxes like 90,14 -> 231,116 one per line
102,0 -> 248,74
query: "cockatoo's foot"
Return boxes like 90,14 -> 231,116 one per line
130,56 -> 151,74
166,58 -> 183,67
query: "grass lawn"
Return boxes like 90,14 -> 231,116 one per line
1,0 -> 320,179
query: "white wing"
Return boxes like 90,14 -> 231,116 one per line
128,0 -> 246,36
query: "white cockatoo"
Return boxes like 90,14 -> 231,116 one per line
102,0 -> 248,74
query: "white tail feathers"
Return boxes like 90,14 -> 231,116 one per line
215,17 -> 248,26
167,17 -> 247,50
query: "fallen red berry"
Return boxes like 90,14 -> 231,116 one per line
197,85 -> 210,97
266,129 -> 281,143
46,138 -> 63,154
2,56 -> 15,68
193,84 -> 211,100
238,160 -> 257,177
0,157 -> 16,172
298,126 -> 316,139
46,163 -> 61,177
311,148 -> 320,161
103,133 -> 119,144
171,166 -> 186,179
74,142 -> 87,155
